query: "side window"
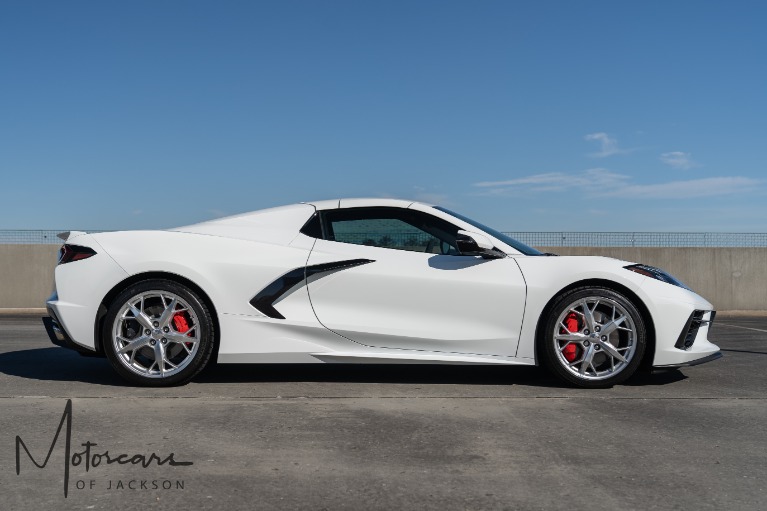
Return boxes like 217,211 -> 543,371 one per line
322,207 -> 460,254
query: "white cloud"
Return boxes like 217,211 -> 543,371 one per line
475,168 -> 630,193
473,171 -> 760,200
373,187 -> 453,206
409,186 -> 452,206
474,172 -> 570,188
584,132 -> 629,157
660,151 -> 697,170
601,177 -> 758,199
413,192 -> 451,205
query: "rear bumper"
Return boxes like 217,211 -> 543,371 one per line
42,315 -> 70,349
43,307 -> 99,356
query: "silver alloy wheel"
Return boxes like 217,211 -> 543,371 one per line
111,291 -> 201,379
552,296 -> 638,381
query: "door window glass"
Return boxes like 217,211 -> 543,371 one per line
323,207 -> 459,254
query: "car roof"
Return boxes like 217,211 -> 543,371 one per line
172,199 -> 430,241
303,198 -> 424,210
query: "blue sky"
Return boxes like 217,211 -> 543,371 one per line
1,1 -> 765,231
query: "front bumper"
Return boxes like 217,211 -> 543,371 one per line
653,351 -> 723,370
652,308 -> 721,368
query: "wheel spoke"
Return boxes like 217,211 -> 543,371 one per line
579,345 -> 596,375
581,300 -> 597,331
600,315 -> 627,336
128,303 -> 154,330
165,329 -> 198,344
152,342 -> 166,376
599,340 -> 628,363
117,335 -> 151,354
158,297 -> 179,328
555,333 -> 585,342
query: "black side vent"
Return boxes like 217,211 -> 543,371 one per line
249,259 -> 374,319
675,310 -> 715,350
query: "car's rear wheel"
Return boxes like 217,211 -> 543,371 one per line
542,287 -> 646,388
103,279 -> 215,386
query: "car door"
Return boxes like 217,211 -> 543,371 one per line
305,206 -> 527,357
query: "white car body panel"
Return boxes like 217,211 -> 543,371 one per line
48,233 -> 129,350
172,203 -> 315,245
45,198 -> 721,378
306,239 -> 526,356
512,255 -> 717,366
91,231 -> 332,359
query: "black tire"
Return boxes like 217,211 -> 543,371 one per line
102,279 -> 215,386
541,286 -> 646,388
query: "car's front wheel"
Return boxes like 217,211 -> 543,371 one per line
103,279 -> 215,386
542,287 -> 646,388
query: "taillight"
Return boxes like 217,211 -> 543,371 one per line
58,244 -> 97,265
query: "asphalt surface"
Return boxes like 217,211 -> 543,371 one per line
0,314 -> 765,510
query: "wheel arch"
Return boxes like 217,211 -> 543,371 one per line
94,271 -> 221,358
533,278 -> 656,371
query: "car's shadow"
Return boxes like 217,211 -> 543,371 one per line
0,347 -> 687,388
0,347 -> 126,386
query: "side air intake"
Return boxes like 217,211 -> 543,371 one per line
675,310 -> 716,350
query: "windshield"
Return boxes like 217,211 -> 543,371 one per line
434,206 -> 543,256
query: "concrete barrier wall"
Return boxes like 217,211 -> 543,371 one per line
0,245 -> 765,311
538,247 -> 767,311
0,245 -> 59,309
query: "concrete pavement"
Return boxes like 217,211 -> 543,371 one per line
0,314 -> 765,510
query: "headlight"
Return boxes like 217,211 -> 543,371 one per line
624,264 -> 690,290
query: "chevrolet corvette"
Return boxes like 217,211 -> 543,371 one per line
43,198 -> 721,387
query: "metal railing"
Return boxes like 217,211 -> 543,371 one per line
1,229 -> 766,247
0,230 -> 108,244
507,232 -> 767,248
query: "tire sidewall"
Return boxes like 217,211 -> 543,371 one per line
103,279 -> 215,386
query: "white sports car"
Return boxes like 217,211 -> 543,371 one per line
44,198 -> 721,387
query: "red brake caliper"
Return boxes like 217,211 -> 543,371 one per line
173,312 -> 190,334
561,312 -> 581,362
172,312 -> 194,349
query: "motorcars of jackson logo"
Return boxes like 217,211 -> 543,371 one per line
15,399 -> 193,497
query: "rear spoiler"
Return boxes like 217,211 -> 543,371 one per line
57,231 -> 87,241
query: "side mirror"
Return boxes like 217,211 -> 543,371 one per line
456,230 -> 506,259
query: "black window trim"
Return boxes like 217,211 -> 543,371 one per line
298,211 -> 326,239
